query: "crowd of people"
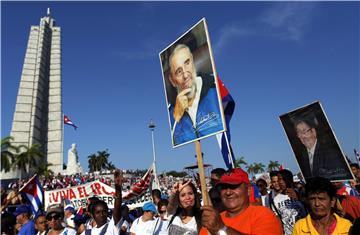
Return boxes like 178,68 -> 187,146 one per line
1,163 -> 360,235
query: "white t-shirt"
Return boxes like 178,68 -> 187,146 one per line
271,193 -> 306,235
80,217 -> 122,235
120,220 -> 130,235
167,215 -> 197,235
130,216 -> 158,235
51,227 -> 76,235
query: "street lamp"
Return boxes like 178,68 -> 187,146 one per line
148,119 -> 158,186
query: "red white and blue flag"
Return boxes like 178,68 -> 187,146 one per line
20,175 -> 44,215
216,77 -> 236,169
64,114 -> 78,130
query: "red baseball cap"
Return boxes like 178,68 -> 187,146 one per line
218,168 -> 250,185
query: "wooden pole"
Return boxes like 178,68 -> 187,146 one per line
194,141 -> 211,206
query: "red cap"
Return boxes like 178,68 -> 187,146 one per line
218,168 -> 250,185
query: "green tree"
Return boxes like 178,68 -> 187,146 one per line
1,136 -> 17,172
166,170 -> 188,178
268,160 -> 280,172
87,149 -> 113,173
252,162 -> 265,174
13,143 -> 44,180
246,164 -> 255,177
35,162 -> 54,178
88,153 -> 98,172
234,156 -> 247,169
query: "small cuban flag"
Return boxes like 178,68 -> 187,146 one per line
64,114 -> 78,130
20,175 -> 44,216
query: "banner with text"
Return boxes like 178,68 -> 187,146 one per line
44,180 -> 115,210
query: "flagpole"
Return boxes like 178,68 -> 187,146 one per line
224,132 -> 235,168
194,141 -> 211,206
62,112 -> 65,172
19,174 -> 38,192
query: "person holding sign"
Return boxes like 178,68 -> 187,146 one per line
200,168 -> 283,235
168,44 -> 223,146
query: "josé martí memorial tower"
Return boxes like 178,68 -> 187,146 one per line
2,9 -> 64,179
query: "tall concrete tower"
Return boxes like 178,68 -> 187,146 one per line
3,9 -> 63,179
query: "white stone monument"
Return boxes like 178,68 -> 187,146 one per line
66,143 -> 84,175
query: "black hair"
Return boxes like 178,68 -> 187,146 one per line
120,205 -> 132,224
270,170 -> 279,178
211,168 -> 226,178
256,178 -> 267,187
278,169 -> 294,188
35,214 -> 46,221
151,189 -> 161,199
91,200 -> 108,215
294,117 -> 317,130
305,177 -> 336,199
87,196 -> 100,215
157,198 -> 169,211
350,163 -> 359,169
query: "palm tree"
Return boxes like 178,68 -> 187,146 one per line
246,164 -> 255,177
35,162 -> 54,178
234,156 -> 247,169
268,160 -> 280,172
97,150 -> 110,171
1,136 -> 17,172
252,162 -> 265,174
88,149 -> 113,173
88,154 -> 98,172
13,144 -> 44,180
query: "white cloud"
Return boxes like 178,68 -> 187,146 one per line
260,2 -> 317,41
213,23 -> 253,54
214,2 -> 317,53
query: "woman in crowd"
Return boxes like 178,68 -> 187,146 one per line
292,177 -> 352,235
166,180 -> 202,235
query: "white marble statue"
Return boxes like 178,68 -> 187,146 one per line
66,143 -> 84,175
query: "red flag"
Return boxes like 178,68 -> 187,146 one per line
279,164 -> 284,170
64,115 -> 78,130
122,164 -> 154,201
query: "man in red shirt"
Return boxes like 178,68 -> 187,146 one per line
200,168 -> 283,235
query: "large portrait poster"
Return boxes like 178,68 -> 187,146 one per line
279,101 -> 354,182
159,18 -> 225,147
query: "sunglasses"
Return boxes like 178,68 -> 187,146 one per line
46,213 -> 60,221
159,210 -> 166,214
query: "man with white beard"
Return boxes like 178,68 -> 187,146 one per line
168,44 -> 223,146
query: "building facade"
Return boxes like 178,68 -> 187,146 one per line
2,9 -> 63,179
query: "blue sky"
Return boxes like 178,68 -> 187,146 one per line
2,2 -> 359,174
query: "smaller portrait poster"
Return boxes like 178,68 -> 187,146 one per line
159,18 -> 225,147
279,101 -> 354,181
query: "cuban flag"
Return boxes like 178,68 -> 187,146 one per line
216,77 -> 236,169
20,175 -> 44,215
64,114 -> 78,130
